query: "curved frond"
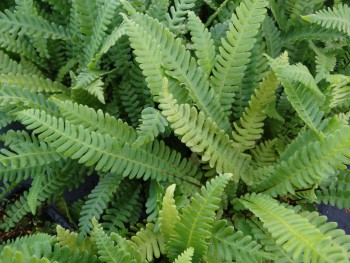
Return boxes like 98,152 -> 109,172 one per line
159,78 -> 250,177
0,73 -> 66,93
302,4 -> 350,36
239,193 -> 349,263
209,0 -> 268,118
122,11 -> 231,133
15,109 -> 202,190
133,107 -> 168,147
167,174 -> 232,262
166,0 -> 196,35
78,173 -> 123,242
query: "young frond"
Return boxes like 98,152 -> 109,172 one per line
167,174 -> 232,263
239,193 -> 349,263
302,4 -> 350,36
159,78 -> 250,178
209,0 -> 268,118
173,247 -> 194,263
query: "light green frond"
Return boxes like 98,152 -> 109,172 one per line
285,0 -> 321,26
0,9 -> 72,40
302,4 -> 350,36
316,170 -> 350,209
27,172 -> 45,215
130,223 -> 165,262
15,108 -> 202,190
159,184 -> 180,243
239,193 -> 349,263
0,49 -> 29,75
174,247 -> 194,263
146,0 -> 169,22
268,53 -> 325,131
56,225 -> 94,255
0,246 -> 51,263
49,243 -> 99,263
232,70 -> 279,151
300,210 -> 350,258
159,78 -> 250,177
52,99 -> 137,143
253,123 -> 350,196
123,11 -> 231,133
209,0 -> 268,118
15,0 -> 36,14
0,73 -> 66,93
166,0 -> 196,35
133,107 -> 168,147
78,173 -> 123,242
0,85 -> 58,116
91,218 -> 132,263
187,11 -> 215,76
167,174 -> 232,263
208,219 -> 275,262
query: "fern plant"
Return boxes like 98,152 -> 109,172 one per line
1,0 -> 350,262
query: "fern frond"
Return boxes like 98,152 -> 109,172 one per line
16,109 -> 202,190
208,219 -> 275,262
209,21 -> 229,55
167,174 -> 231,262
253,123 -> 350,196
146,180 -> 164,223
146,0 -> 169,22
316,170 -> 350,209
27,172 -> 45,215
0,246 -> 51,263
91,218 -> 132,263
302,4 -> 350,36
159,78 -> 250,177
130,223 -> 165,262
262,16 -> 282,58
122,11 -> 231,133
239,193 -> 349,262
49,243 -> 99,263
187,11 -> 216,76
0,50 -> 30,75
133,107 -> 168,147
209,0 -> 268,118
0,73 -> 66,93
232,70 -> 279,151
268,53 -> 325,131
166,0 -> 196,35
56,225 -> 94,255
250,139 -> 279,168
0,9 -> 72,40
78,173 -> 123,241
174,247 -> 194,263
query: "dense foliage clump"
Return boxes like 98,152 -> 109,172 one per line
1,0 -> 350,262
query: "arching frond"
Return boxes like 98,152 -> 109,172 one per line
239,193 -> 349,263
302,4 -> 350,36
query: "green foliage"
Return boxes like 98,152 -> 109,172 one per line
1,0 -> 350,262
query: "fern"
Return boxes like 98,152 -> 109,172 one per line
78,173 -> 123,241
0,246 -> 51,263
133,107 -> 168,147
209,0 -> 268,118
174,247 -> 194,263
146,0 -> 169,23
208,219 -> 275,262
302,4 -> 350,36
166,174 -> 231,262
239,193 -> 349,262
27,172 -> 45,215
159,78 -> 250,177
166,0 -> 196,35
